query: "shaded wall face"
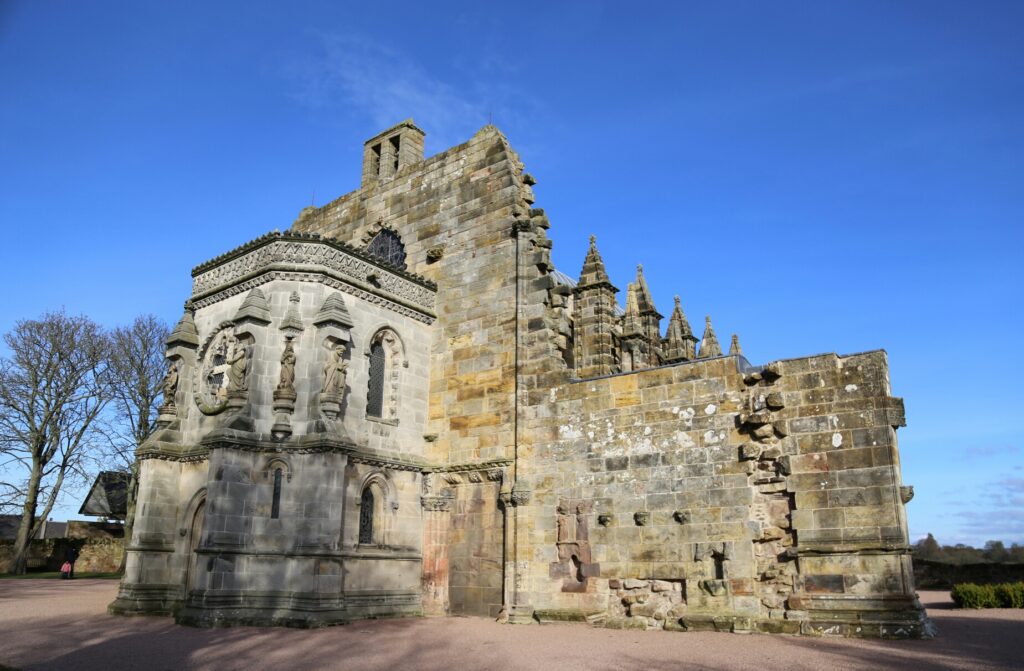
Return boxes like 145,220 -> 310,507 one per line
446,479 -> 504,617
520,351 -> 914,624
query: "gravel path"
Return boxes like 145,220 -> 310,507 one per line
1,581 -> 1021,670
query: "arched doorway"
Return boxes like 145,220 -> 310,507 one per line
184,499 -> 206,595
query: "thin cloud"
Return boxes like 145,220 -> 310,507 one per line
961,445 -> 1020,460
953,476 -> 1024,544
285,33 -> 533,153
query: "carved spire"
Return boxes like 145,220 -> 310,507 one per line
234,287 -> 272,326
572,235 -> 619,378
577,235 -> 614,289
279,291 -> 304,333
697,315 -> 722,359
634,264 -> 659,317
166,302 -> 199,349
729,334 -> 742,356
621,282 -> 643,337
663,296 -> 697,362
313,292 -> 353,329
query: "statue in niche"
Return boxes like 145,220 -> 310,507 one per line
226,335 -> 251,393
322,343 -> 348,396
162,361 -> 179,404
277,338 -> 296,393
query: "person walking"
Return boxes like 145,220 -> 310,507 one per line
64,545 -> 80,579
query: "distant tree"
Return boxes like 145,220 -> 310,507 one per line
983,540 -> 1010,563
1010,544 -> 1024,563
102,315 -> 170,573
0,311 -> 111,574
914,533 -> 945,561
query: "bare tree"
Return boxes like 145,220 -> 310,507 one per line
0,311 -> 111,574
103,315 -> 169,572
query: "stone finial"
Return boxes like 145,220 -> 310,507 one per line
279,291 -> 304,333
729,334 -> 742,356
662,295 -> 697,362
166,303 -> 199,349
234,288 -> 272,326
313,292 -> 353,329
577,235 -> 615,289
621,282 -> 643,336
697,315 -> 722,359
633,264 -> 659,317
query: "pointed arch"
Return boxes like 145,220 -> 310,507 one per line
364,228 -> 406,270
364,326 -> 406,423
357,470 -> 395,547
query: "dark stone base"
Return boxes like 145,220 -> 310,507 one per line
175,590 -> 422,628
108,584 -> 183,617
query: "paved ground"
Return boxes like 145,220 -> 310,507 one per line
0,581 -> 1021,670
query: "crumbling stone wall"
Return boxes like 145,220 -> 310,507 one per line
520,350 -> 927,636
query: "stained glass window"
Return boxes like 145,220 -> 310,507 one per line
359,487 -> 374,545
367,342 -> 385,418
366,230 -> 406,270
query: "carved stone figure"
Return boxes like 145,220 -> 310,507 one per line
322,344 -> 348,396
162,361 -> 179,404
277,338 -> 296,393
226,336 -> 250,392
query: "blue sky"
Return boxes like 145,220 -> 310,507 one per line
1,1 -> 1021,545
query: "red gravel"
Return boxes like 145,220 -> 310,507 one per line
0,581 -> 1021,670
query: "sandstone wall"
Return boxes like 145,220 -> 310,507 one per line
293,126 -> 533,466
518,350 -> 922,635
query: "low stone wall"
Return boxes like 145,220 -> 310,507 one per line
0,538 -> 124,574
914,559 -> 1024,588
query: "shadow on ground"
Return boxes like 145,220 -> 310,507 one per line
2,584 -> 1022,671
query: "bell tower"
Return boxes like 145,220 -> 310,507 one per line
361,119 -> 426,187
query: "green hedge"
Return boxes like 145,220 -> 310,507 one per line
951,582 -> 1024,608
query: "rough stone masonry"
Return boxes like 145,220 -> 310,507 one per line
110,119 -> 931,637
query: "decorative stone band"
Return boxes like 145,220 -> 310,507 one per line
195,434 -> 431,472
136,444 -> 211,463
190,236 -> 436,322
428,458 -> 513,486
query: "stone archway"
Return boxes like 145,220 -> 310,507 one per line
184,499 -> 206,595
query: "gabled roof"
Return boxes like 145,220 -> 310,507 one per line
78,471 -> 129,518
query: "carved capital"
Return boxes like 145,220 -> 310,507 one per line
510,487 -> 531,507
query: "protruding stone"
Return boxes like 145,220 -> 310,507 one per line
740,443 -> 762,461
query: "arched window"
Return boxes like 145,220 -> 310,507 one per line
365,229 -> 406,269
271,468 -> 283,519
364,328 -> 405,423
359,487 -> 375,545
366,342 -> 386,417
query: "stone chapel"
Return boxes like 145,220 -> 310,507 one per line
110,120 -> 930,637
